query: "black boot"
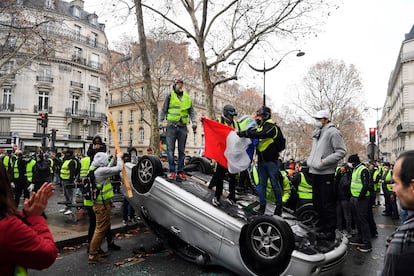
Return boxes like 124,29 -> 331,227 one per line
257,204 -> 266,215
108,241 -> 121,251
274,204 -> 282,216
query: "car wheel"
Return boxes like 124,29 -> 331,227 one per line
295,203 -> 319,227
190,157 -> 213,174
132,155 -> 163,193
245,216 -> 294,274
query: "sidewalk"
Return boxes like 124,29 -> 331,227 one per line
45,185 -> 141,249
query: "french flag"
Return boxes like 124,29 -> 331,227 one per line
202,117 -> 252,174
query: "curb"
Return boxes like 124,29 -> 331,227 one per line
55,221 -> 145,249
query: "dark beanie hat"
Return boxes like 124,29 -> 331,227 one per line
348,154 -> 360,165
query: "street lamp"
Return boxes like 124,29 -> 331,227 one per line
248,50 -> 305,106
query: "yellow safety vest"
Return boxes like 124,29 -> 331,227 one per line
3,155 -> 10,171
350,165 -> 370,197
297,172 -> 313,200
80,156 -> 91,177
257,119 -> 278,152
26,159 -> 36,183
384,170 -> 393,191
49,158 -> 54,174
94,175 -> 114,203
166,91 -> 192,123
13,159 -> 21,179
60,159 -> 72,180
14,265 -> 27,276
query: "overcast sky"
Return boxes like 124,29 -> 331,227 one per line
84,0 -> 414,127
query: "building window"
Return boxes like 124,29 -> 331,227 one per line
91,32 -> 98,46
139,127 -> 144,142
72,95 -> 79,114
89,100 -> 96,115
129,110 -> 134,122
3,88 -> 12,110
45,0 -> 55,9
139,108 -> 144,121
129,128 -> 133,145
74,25 -> 81,40
119,111 -> 123,123
73,47 -> 82,62
140,87 -> 144,98
72,6 -> 80,17
38,91 -> 49,112
118,128 -> 122,144
0,118 -> 10,133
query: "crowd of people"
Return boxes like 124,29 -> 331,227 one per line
1,76 -> 414,274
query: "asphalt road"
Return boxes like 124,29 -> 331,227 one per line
29,203 -> 398,276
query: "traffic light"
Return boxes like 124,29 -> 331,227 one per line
39,113 -> 48,128
369,127 -> 376,143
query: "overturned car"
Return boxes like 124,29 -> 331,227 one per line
124,155 -> 347,276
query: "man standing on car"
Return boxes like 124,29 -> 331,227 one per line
209,104 -> 240,207
382,150 -> 414,275
237,106 -> 284,215
159,79 -> 197,181
307,110 -> 346,241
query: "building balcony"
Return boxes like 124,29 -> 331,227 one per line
0,72 -> 16,80
34,105 -> 53,114
0,103 -> 14,112
88,85 -> 101,92
88,61 -> 103,70
71,55 -> 87,65
70,81 -> 84,89
397,122 -> 414,134
68,134 -> 81,140
36,76 -> 54,83
0,132 -> 12,137
65,108 -> 106,121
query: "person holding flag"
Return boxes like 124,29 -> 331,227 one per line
237,106 -> 284,215
208,105 -> 240,207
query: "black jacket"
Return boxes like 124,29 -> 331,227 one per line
245,120 -> 279,162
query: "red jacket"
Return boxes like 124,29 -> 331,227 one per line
0,213 -> 58,275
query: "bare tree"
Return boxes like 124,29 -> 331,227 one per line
292,59 -> 367,157
0,1 -> 58,86
106,0 -> 337,118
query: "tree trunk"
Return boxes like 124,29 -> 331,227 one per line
134,0 -> 160,156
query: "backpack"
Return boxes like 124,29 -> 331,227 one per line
34,159 -> 51,179
274,124 -> 286,152
82,168 -> 100,201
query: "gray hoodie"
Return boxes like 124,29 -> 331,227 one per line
91,152 -> 122,185
307,122 -> 347,174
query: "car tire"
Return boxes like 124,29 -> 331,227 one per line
189,157 -> 213,174
132,155 -> 163,193
295,203 -> 319,227
245,216 -> 294,274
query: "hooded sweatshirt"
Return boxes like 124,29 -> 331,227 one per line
307,122 -> 347,174
91,152 -> 122,190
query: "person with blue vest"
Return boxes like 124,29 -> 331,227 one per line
348,154 -> 372,253
237,106 -> 284,215
159,79 -> 197,181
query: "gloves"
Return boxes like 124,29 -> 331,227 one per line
237,130 -> 247,137
28,183 -> 35,193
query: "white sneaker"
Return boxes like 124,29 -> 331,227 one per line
64,210 -> 73,215
212,197 -> 220,207
225,198 -> 236,206
59,208 -> 67,213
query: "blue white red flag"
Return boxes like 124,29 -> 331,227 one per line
202,117 -> 252,174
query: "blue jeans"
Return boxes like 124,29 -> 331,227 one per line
257,160 -> 282,205
166,124 -> 188,173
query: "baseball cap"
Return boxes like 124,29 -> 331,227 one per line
313,110 -> 330,119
